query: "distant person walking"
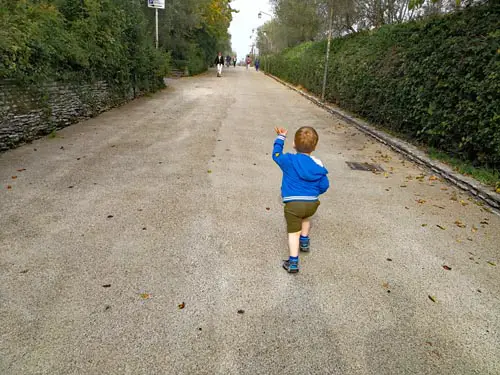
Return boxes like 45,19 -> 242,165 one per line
246,55 -> 251,70
255,59 -> 260,72
215,52 -> 224,77
233,56 -> 237,68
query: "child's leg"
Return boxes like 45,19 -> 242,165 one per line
288,231 -> 301,258
301,217 -> 311,237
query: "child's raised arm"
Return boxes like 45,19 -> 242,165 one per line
272,127 -> 289,169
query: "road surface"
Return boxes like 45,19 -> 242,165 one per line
1,67 -> 499,374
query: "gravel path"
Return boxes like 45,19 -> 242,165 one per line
1,67 -> 499,375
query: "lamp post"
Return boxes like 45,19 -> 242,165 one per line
321,1 -> 334,102
262,31 -> 272,72
258,11 -> 273,74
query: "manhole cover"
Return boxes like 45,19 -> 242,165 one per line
346,162 -> 384,172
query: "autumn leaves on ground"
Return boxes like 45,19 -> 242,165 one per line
1,68 -> 499,374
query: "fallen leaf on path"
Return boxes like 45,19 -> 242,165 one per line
429,175 -> 439,181
471,225 -> 478,233
405,206 -> 410,210
436,225 -> 446,230
140,293 -> 151,300
433,205 -> 445,209
266,207 -> 270,211
207,170 -> 212,173
7,185 -> 12,190
400,185 -> 407,188
460,200 -> 469,206
428,295 -> 437,303
16,168 -> 26,172
11,176 -> 17,179
237,309 -> 245,314
487,261 -> 496,266
102,284 -> 111,288
440,187 -> 448,191
417,199 -> 426,204
382,282 -> 389,289
107,215 -> 114,219
442,265 -> 452,271
454,220 -> 466,228
467,237 -> 473,241
20,269 -> 28,274
178,302 -> 185,309
421,224 -> 428,227
480,221 -> 489,225
386,258 -> 393,261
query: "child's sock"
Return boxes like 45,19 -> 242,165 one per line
300,235 -> 309,242
289,256 -> 299,263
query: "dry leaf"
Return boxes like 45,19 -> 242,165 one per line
428,295 -> 437,303
382,282 -> 389,289
442,265 -> 452,271
207,170 -> 212,173
440,186 -> 448,191
7,185 -> 12,190
16,168 -> 26,172
487,261 -> 496,266
178,302 -> 185,309
421,224 -> 428,227
400,185 -> 407,188
471,225 -> 478,233
429,175 -> 439,181
417,199 -> 426,204
436,225 -> 446,230
11,176 -> 17,179
140,293 -> 151,300
460,200 -> 469,206
454,220 -> 466,228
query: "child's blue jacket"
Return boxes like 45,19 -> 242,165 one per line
272,135 -> 329,202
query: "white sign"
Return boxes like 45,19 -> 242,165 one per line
148,0 -> 164,9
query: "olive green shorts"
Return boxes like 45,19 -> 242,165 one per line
284,201 -> 320,233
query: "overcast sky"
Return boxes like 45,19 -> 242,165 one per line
229,0 -> 273,60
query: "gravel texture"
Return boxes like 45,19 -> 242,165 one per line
1,67 -> 499,375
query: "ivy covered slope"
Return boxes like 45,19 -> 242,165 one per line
0,0 -> 173,93
267,2 -> 500,171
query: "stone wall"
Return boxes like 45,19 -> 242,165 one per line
0,80 -> 132,151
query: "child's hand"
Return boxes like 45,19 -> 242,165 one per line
274,127 -> 288,136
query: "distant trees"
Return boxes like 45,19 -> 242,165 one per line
257,0 -> 487,53
0,0 -> 235,86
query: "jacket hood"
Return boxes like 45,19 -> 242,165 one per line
291,154 -> 328,182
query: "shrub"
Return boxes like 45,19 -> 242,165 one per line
267,3 -> 500,170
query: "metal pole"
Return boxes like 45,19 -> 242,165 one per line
155,8 -> 159,49
321,3 -> 334,102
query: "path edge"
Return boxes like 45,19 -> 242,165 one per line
265,72 -> 500,212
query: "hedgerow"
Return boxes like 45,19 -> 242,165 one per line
0,0 -> 170,93
267,3 -> 500,170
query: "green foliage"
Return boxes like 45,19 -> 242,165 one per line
267,3 -> 500,170
0,0 -> 170,93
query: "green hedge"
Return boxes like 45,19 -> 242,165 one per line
0,0 -> 170,94
266,3 -> 500,170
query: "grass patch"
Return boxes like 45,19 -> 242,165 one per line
428,148 -> 500,190
48,129 -> 58,139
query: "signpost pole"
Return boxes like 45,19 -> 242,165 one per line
155,8 -> 159,49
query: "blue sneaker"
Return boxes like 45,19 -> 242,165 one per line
283,259 -> 299,273
299,237 -> 310,252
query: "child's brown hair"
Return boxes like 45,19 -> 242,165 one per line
294,126 -> 319,153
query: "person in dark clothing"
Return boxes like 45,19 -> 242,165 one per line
214,52 -> 224,77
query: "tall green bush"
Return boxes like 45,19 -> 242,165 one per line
267,3 -> 500,170
0,0 -> 170,93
